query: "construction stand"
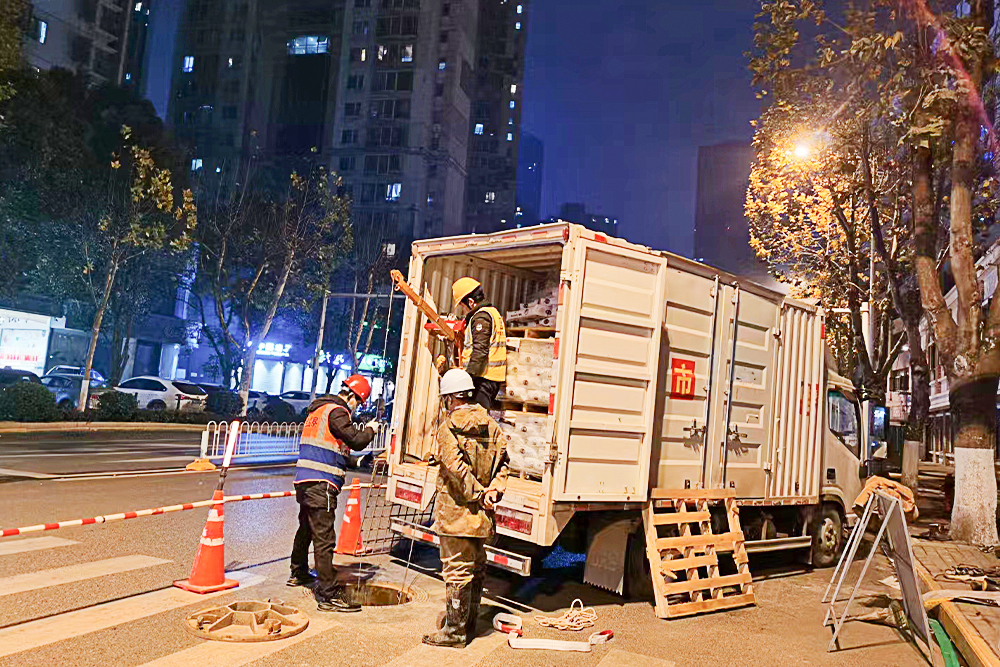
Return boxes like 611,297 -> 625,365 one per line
642,488 -> 756,619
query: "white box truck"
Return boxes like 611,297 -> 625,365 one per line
387,223 -> 864,593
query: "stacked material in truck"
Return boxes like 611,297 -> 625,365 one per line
506,285 -> 558,328
503,338 -> 553,404
501,412 -> 552,478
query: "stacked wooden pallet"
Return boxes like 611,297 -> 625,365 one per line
642,488 -> 756,619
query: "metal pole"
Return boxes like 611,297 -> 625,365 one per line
310,291 -> 329,401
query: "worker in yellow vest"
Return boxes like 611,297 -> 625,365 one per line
451,277 -> 506,409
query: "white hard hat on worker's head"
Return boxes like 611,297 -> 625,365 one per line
452,277 -> 481,309
440,368 -> 475,397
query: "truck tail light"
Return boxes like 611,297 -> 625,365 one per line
395,480 -> 422,503
495,506 -> 533,535
390,434 -> 397,454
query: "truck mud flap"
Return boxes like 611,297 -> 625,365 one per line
390,519 -> 533,577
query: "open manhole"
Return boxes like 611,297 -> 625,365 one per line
185,600 -> 309,642
345,582 -> 415,606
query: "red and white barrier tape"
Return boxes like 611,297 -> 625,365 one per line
0,483 -> 385,539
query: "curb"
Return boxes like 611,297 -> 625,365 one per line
0,422 -> 207,434
916,558 -> 1000,667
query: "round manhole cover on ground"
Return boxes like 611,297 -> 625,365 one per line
185,600 -> 309,642
345,582 -> 417,606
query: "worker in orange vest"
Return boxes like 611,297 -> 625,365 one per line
289,374 -> 378,613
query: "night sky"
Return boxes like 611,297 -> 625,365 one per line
144,0 -> 760,257
522,0 -> 761,255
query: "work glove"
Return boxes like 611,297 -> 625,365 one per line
435,354 -> 448,375
365,420 -> 381,433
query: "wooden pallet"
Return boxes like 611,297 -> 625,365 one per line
642,488 -> 756,619
498,398 -> 549,414
506,326 -> 556,339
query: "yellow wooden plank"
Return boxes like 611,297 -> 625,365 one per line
664,592 -> 757,619
661,572 -> 752,596
642,503 -> 671,619
652,511 -> 711,525
651,488 -> 736,500
655,531 -> 743,552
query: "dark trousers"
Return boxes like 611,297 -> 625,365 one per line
291,481 -> 339,598
472,377 -> 501,409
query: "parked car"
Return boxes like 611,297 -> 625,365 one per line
115,376 -> 208,411
0,368 -> 41,389
276,391 -> 313,417
45,366 -> 107,384
41,374 -> 112,410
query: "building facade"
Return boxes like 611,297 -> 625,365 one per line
549,203 -> 619,237
168,0 -> 528,241
23,0 -> 153,88
693,142 -> 772,283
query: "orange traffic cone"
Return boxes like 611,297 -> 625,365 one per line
174,489 -> 239,593
335,478 -> 365,555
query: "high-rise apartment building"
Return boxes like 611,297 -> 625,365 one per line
168,0 -> 527,242
515,130 -> 542,226
464,0 -> 528,234
552,203 -> 619,237
23,0 -> 154,88
693,142 -> 771,282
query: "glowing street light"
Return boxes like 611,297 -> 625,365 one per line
793,142 -> 813,160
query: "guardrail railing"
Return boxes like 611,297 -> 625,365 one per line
200,419 -> 389,461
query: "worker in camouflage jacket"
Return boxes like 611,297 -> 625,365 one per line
423,369 -> 509,649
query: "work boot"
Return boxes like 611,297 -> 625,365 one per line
466,578 -> 483,639
316,586 -> 362,613
286,569 -> 318,587
422,584 -> 470,648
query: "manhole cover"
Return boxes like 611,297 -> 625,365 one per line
345,582 -> 416,606
185,600 -> 309,642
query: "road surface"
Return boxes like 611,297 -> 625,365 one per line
0,467 -> 925,667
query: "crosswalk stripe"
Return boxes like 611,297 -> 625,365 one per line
0,537 -> 78,556
0,555 -> 172,597
0,467 -> 55,479
597,649 -> 676,666
135,615 -> 340,667
0,571 -> 265,659
383,632 -> 507,666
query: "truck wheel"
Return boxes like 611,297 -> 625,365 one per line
811,505 -> 844,568
624,528 -> 654,601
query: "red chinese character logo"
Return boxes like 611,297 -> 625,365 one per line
671,359 -> 696,399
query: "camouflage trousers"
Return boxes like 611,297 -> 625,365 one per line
440,535 -> 486,586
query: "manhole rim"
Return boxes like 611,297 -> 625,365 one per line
184,601 -> 310,643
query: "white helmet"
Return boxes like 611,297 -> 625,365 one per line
440,368 -> 475,397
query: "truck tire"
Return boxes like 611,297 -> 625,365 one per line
811,504 -> 843,568
624,528 -> 654,601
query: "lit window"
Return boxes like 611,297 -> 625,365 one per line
508,118 -> 513,125
485,191 -> 495,203
474,123 -> 484,135
515,21 -> 521,30
377,45 -> 388,61
36,20 -> 47,44
227,57 -> 234,68
401,44 -> 414,62
361,48 -> 367,61
124,73 -> 132,81
510,84 -> 516,94
216,167 -> 222,173
287,36 -> 329,55
506,132 -> 513,141
191,158 -> 203,171
183,56 -> 194,72
438,60 -> 447,70
517,4 -> 523,13
386,183 -> 402,201
427,194 -> 434,206
509,100 -> 515,109
135,2 -> 142,10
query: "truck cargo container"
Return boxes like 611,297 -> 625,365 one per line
388,222 -> 863,593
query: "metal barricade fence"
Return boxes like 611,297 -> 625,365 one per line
199,420 -> 390,461
201,421 -> 303,460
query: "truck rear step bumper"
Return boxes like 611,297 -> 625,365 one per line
391,519 -> 533,576
743,535 -> 812,553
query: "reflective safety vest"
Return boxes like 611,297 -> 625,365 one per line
294,403 -> 349,490
462,306 -> 507,382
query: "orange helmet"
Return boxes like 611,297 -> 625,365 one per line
343,374 -> 372,402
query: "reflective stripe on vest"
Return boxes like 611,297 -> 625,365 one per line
462,306 -> 507,382
294,403 -> 349,488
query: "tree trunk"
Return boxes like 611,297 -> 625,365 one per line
238,252 -> 294,411
950,377 -> 1000,545
79,264 -> 118,410
903,349 -> 931,490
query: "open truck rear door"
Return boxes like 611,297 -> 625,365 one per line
552,238 -> 669,502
